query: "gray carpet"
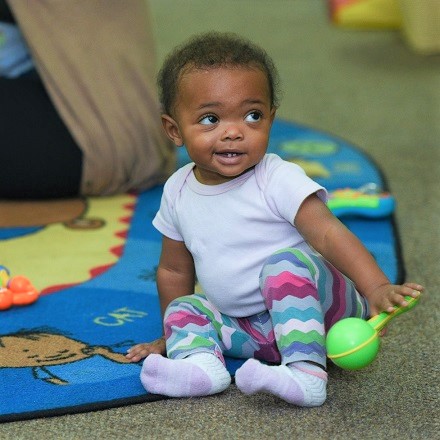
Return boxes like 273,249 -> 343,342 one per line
2,1 -> 439,439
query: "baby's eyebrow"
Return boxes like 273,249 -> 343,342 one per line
197,99 -> 266,111
197,101 -> 222,110
242,99 -> 266,106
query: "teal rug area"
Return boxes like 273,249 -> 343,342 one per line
0,119 -> 404,422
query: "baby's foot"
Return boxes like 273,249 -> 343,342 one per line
235,359 -> 327,407
141,352 -> 231,397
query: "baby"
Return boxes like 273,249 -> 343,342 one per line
127,32 -> 423,407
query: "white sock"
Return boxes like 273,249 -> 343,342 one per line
235,359 -> 327,407
140,352 -> 231,397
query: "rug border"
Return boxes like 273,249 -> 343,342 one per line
0,393 -> 166,424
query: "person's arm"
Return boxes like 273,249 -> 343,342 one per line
156,235 -> 196,317
126,236 -> 195,362
295,194 -> 423,316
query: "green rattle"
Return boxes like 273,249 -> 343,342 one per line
326,294 -> 420,370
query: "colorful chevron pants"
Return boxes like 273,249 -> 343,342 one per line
164,247 -> 370,368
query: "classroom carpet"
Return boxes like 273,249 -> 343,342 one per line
0,119 -> 404,423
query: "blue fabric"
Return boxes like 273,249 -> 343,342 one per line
0,119 -> 403,422
0,22 -> 34,78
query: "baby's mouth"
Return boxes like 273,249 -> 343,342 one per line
215,152 -> 243,158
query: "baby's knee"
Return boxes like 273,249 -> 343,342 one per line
164,293 -> 209,320
259,248 -> 316,298
260,247 -> 314,279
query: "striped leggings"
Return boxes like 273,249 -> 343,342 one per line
164,248 -> 370,368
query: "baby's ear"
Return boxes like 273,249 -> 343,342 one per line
270,106 -> 277,124
161,114 -> 184,147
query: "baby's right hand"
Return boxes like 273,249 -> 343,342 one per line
126,337 -> 166,363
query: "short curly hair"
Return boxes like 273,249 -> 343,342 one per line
157,32 -> 281,116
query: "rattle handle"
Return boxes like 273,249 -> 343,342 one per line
367,294 -> 420,332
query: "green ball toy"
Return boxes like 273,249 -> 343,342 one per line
326,294 -> 420,370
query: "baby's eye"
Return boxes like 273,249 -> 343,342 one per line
199,115 -> 219,125
245,111 -> 262,123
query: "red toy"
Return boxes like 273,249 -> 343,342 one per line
0,266 -> 40,310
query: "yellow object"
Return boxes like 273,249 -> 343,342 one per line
330,0 -> 440,53
288,159 -> 331,179
331,0 -> 403,29
0,268 -> 10,287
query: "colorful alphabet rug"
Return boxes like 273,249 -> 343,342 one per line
0,119 -> 404,422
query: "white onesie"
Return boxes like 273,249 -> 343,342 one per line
153,153 -> 326,317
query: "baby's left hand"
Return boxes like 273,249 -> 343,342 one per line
126,337 -> 166,363
367,282 -> 424,317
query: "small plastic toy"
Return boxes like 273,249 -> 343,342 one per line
327,183 -> 395,218
326,294 -> 420,370
0,265 -> 11,288
0,265 -> 40,311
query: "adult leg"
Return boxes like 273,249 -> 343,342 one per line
0,72 -> 82,199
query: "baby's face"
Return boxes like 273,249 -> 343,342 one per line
164,66 -> 276,185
